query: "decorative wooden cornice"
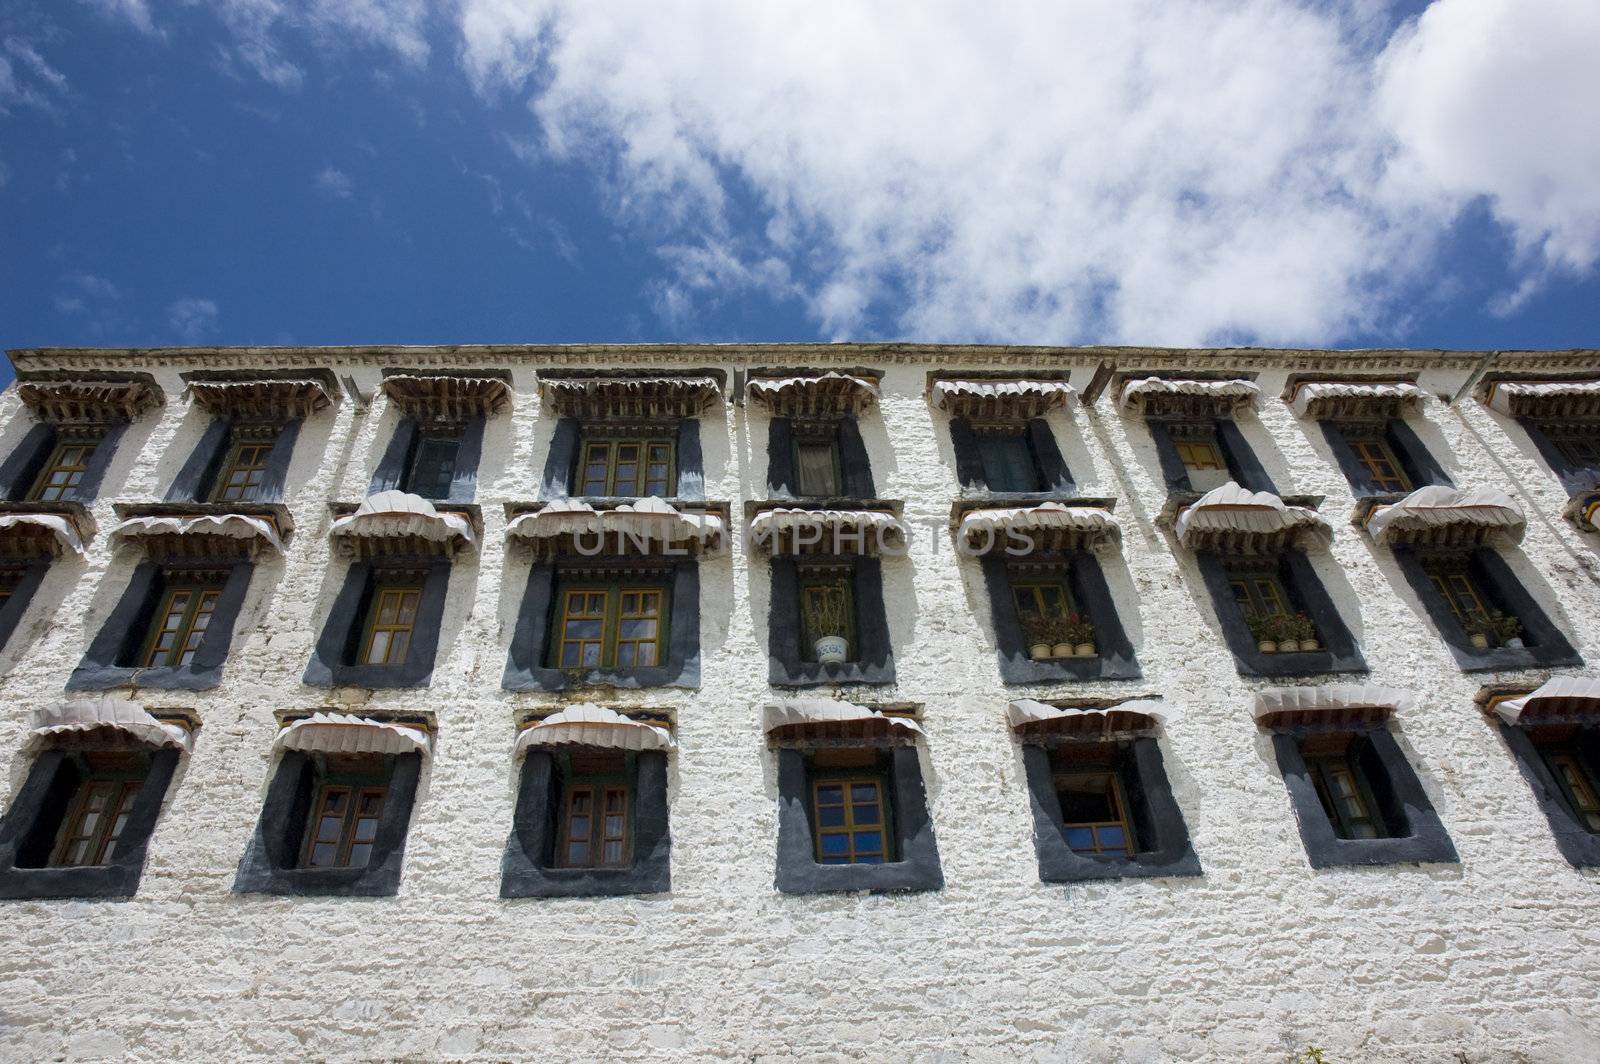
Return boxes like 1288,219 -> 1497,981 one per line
182,371 -> 339,421
380,371 -> 512,420
14,375 -> 162,425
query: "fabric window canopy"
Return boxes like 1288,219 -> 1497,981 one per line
514,705 -> 675,755
113,513 -> 285,554
330,490 -> 478,555
1493,676 -> 1600,726
1364,486 -> 1525,547
29,698 -> 194,754
538,375 -> 722,418
381,374 -> 511,419
745,372 -> 881,417
1485,380 -> 1600,420
930,379 -> 1075,420
16,379 -> 162,424
272,713 -> 432,758
506,497 -> 724,555
763,699 -> 923,743
187,377 -> 335,420
1006,698 -> 1169,737
1252,685 -> 1413,730
1286,381 -> 1426,420
1119,377 -> 1260,417
747,507 -> 905,556
957,502 -> 1119,553
1173,483 -> 1329,552
0,512 -> 87,557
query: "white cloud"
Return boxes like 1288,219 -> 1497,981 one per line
206,0 -> 431,87
167,297 -> 220,341
80,0 -> 159,36
0,37 -> 69,112
315,165 -> 354,199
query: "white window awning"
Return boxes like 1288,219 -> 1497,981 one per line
29,698 -> 194,754
1173,483 -> 1330,552
1493,676 -> 1600,726
929,379 -> 1074,420
1486,380 -> 1600,419
0,512 -> 87,557
1252,685 -> 1413,730
514,705 -> 674,756
1364,485 -> 1525,547
1006,698 -> 1169,736
381,374 -> 511,419
272,713 -> 432,758
538,375 -> 722,418
505,497 -> 724,555
957,503 -> 1119,553
763,700 -> 923,742
1287,381 -> 1427,420
745,372 -> 881,417
1119,377 -> 1260,417
112,513 -> 285,555
16,379 -> 162,424
747,507 -> 905,556
330,491 -> 478,555
187,377 -> 335,420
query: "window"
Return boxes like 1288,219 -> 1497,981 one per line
28,433 -> 101,502
403,429 -> 460,499
1543,424 -> 1600,475
811,749 -> 892,865
793,430 -> 842,496
1421,554 -> 1522,649
1013,578 -> 1073,622
1543,749 -> 1600,832
1170,425 -> 1231,491
211,428 -> 277,502
798,570 -> 855,663
553,584 -> 666,669
577,437 -> 674,497
50,753 -> 146,867
1343,428 -> 1412,493
361,584 -> 422,666
1055,770 -> 1135,856
556,750 -> 633,869
1229,570 -> 1290,621
141,574 -> 225,668
976,430 -> 1040,493
303,776 -> 387,869
1306,755 -> 1383,839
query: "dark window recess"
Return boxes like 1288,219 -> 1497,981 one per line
403,431 -> 461,499
981,553 -> 1141,684
575,432 -> 675,497
767,415 -> 876,500
976,429 -> 1042,493
1195,550 -> 1366,678
948,416 -> 1072,496
210,425 -> 279,502
1271,728 -> 1456,867
1499,723 -> 1600,867
774,746 -> 942,894
1394,546 -> 1581,672
792,420 -> 843,497
303,560 -> 451,689
0,746 -> 181,900
549,580 -> 669,670
1322,418 -> 1451,498
1021,739 -> 1200,882
1149,418 -> 1275,495
28,430 -> 104,502
501,748 -> 671,897
165,418 -> 299,505
233,750 -> 421,897
797,565 -> 855,664
767,556 -> 894,687
1170,423 -> 1232,493
0,562 -> 47,654
0,422 -> 125,505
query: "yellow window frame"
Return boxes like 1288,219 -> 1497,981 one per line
811,775 -> 889,864
142,581 -> 224,668
28,436 -> 100,502
554,584 -> 667,670
577,437 -> 675,497
361,585 -> 422,665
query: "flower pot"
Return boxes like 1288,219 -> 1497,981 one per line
1074,643 -> 1096,657
1029,642 -> 1053,661
1052,642 -> 1074,659
1297,639 -> 1320,652
1470,632 -> 1490,650
1506,637 -> 1525,649
1258,640 -> 1277,654
814,635 -> 849,664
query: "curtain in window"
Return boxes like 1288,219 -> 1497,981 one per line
796,443 -> 840,496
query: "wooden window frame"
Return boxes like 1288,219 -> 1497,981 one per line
1228,570 -> 1291,621
28,432 -> 102,502
1543,750 -> 1600,833
403,427 -> 462,499
210,427 -> 278,503
360,583 -> 424,666
797,569 -> 856,663
552,582 -> 669,670
576,436 -> 676,498
1053,768 -> 1137,856
1343,428 -> 1413,493
49,755 -> 148,868
556,764 -> 633,870
1306,753 -> 1384,840
1421,554 -> 1503,641
1011,576 -> 1075,621
811,773 -> 892,865
301,767 -> 389,869
791,431 -> 843,497
141,573 -> 226,668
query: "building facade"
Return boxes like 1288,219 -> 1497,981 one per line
0,343 -> 1597,1061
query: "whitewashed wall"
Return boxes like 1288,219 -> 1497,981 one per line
0,348 -> 1597,1062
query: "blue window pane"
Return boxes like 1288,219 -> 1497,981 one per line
819,833 -> 849,855
855,854 -> 884,864
1096,826 -> 1127,850
817,806 -> 846,827
852,803 -> 881,826
853,831 -> 882,853
816,785 -> 844,804
1063,827 -> 1094,850
850,784 -> 879,803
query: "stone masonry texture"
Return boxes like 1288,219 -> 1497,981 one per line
0,343 -> 1597,1062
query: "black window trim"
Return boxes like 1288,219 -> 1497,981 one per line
1497,721 -> 1600,868
0,421 -> 129,505
1194,548 -> 1367,678
767,554 -> 894,687
540,416 -> 705,502
1148,416 -> 1275,496
369,413 -> 486,502
1319,417 -> 1452,499
166,417 -> 303,505
948,415 -> 1074,499
303,558 -> 452,689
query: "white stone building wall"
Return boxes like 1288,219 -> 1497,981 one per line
0,345 -> 1595,1062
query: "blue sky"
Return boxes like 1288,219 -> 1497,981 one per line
1,1 -> 1596,386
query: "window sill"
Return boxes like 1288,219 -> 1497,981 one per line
1000,653 -> 1141,685
1037,847 -> 1202,883
66,663 -> 223,692
769,659 -> 895,688
1446,642 -> 1584,674
0,863 -> 145,900
1232,648 -> 1368,679
232,863 -> 405,897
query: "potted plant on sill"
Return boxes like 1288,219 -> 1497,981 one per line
1248,613 -> 1279,654
805,593 -> 851,665
1289,612 -> 1320,652
1046,615 -> 1076,659
1491,609 -> 1525,649
1465,614 -> 1495,650
1063,613 -> 1097,657
1020,611 -> 1053,661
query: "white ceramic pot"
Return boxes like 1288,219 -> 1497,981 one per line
1506,637 -> 1525,649
815,636 -> 849,664
1258,640 -> 1277,654
1470,632 -> 1491,650
1298,639 -> 1320,652
1052,642 -> 1074,659
1029,643 -> 1052,661
1074,643 -> 1096,657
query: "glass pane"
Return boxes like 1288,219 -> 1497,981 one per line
1096,826 -> 1127,850
1063,826 -> 1094,850
347,843 -> 372,867
796,442 -> 839,496
850,783 -> 879,803
634,643 -> 657,666
566,841 -> 589,864
852,803 -> 881,826
354,818 -> 380,842
853,831 -> 883,853
388,630 -> 411,661
365,630 -> 391,664
602,841 -> 623,864
817,805 -> 846,827
819,833 -> 849,855
816,785 -> 844,804
317,816 -> 344,841
310,843 -> 337,866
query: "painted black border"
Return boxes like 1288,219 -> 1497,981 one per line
303,558 -> 451,688
767,555 -> 894,687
